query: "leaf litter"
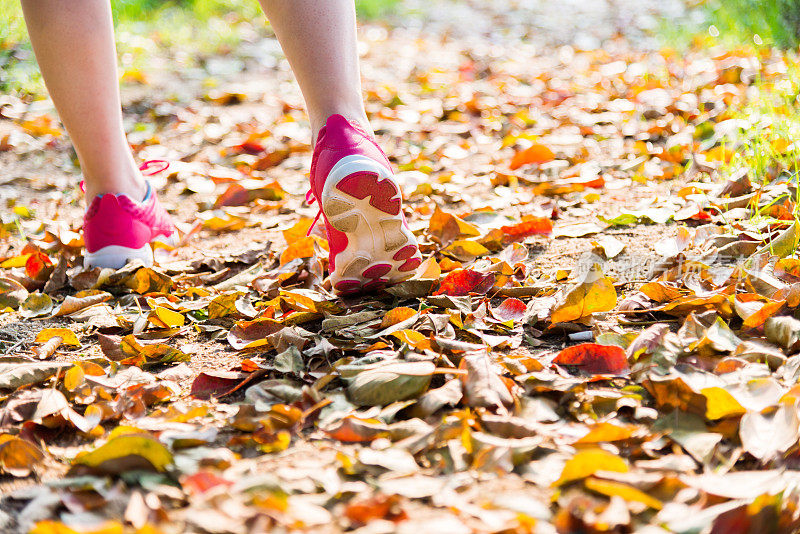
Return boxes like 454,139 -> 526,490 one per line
2,1 -> 800,533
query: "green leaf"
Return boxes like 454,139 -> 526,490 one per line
347,361 -> 435,406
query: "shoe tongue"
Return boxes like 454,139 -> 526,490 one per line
318,114 -> 360,149
325,113 -> 352,131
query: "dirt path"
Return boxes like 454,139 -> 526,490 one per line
3,2 -> 800,533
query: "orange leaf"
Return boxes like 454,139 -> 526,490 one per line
510,143 -> 555,169
434,269 -> 495,296
500,217 -> 553,239
380,307 -> 417,328
325,416 -> 388,442
553,343 -> 629,375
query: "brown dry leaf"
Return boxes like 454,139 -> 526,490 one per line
460,351 -> 513,411
428,207 -> 481,245
228,318 -> 284,350
739,402 -> 800,461
53,290 -> 112,316
0,434 -> 45,477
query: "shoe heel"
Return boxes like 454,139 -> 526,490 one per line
84,244 -> 153,270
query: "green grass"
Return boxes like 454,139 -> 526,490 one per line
667,0 -> 800,49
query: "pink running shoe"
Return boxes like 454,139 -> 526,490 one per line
308,114 -> 422,295
83,161 -> 176,269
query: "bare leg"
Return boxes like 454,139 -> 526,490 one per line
257,0 -> 371,144
21,0 -> 145,202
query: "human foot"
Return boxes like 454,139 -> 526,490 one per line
308,114 -> 422,295
83,162 -> 176,269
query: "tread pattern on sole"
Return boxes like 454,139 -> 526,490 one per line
336,172 -> 401,215
323,162 -> 422,295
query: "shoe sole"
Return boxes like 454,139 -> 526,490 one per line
84,244 -> 154,270
322,155 -> 422,295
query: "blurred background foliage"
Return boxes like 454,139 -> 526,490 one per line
693,0 -> 800,47
0,0 -> 399,49
3,0 -> 800,95
0,0 -> 400,93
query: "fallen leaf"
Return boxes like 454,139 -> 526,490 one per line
550,263 -> 617,323
34,328 -> 80,347
72,432 -> 173,474
510,143 -> 555,169
347,361 -> 435,406
553,343 -> 629,375
584,477 -> 662,510
740,402 -> 800,461
460,351 -> 514,410
554,448 -> 628,486
434,269 -> 496,296
0,434 -> 45,477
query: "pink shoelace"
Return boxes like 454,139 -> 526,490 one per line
79,160 -> 169,193
305,189 -> 324,237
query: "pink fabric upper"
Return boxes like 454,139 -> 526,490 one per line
309,115 -> 394,270
83,186 -> 174,253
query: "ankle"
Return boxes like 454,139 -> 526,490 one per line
83,172 -> 148,204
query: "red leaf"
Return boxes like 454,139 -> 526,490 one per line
190,369 -> 267,399
344,494 -> 407,525
434,269 -> 496,296
232,140 -> 265,155
553,343 -> 629,375
492,297 -> 527,322
182,471 -> 233,495
500,217 -> 553,240
25,251 -> 53,280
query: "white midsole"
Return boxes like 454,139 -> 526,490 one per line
321,154 -> 418,286
84,244 -> 154,269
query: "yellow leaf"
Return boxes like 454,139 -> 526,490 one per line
550,264 -> 617,323
35,328 -> 80,347
701,387 -> 746,420
553,448 -> 628,486
283,218 -> 314,244
584,477 -> 663,510
575,422 -> 635,444
73,434 -> 172,472
0,253 -> 32,268
31,521 -> 125,534
280,289 -> 320,313
208,292 -> 243,319
414,257 -> 441,280
30,521 -> 80,534
149,306 -> 185,328
442,239 -> 491,261
391,329 -> 431,350
64,365 -> 85,392
381,307 -> 417,328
